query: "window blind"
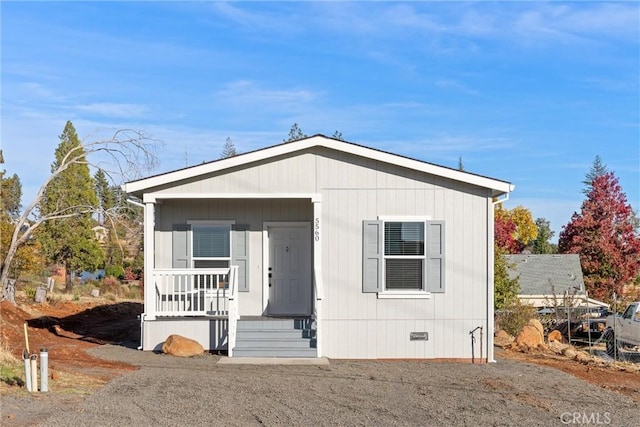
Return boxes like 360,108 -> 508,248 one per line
385,259 -> 423,290
384,222 -> 425,256
192,225 -> 230,258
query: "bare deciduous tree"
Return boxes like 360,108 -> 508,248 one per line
1,128 -> 160,304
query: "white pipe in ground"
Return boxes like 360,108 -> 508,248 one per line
23,352 -> 32,392
40,349 -> 48,392
30,354 -> 38,392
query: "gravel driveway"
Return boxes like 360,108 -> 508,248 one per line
6,345 -> 638,427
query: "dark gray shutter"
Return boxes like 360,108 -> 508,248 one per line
363,221 -> 383,293
232,225 -> 250,292
172,224 -> 191,268
426,221 -> 445,293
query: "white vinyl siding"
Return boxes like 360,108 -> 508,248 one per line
148,144 -> 495,359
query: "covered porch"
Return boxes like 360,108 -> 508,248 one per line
139,194 -> 325,356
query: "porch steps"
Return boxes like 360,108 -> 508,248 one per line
233,317 -> 317,358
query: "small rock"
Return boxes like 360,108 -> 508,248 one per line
34,287 -> 47,303
547,329 -> 565,343
574,352 -> 591,363
548,340 -> 569,355
162,334 -> 204,357
7,413 -> 15,420
562,348 -> 577,359
51,371 -> 60,380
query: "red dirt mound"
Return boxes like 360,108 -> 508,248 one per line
1,299 -> 141,384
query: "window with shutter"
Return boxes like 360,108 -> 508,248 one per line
175,221 -> 250,291
192,224 -> 231,269
363,219 -> 445,296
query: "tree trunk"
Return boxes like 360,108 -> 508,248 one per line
2,278 -> 16,305
65,261 -> 73,292
1,228 -> 22,305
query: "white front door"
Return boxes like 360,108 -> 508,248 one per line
267,224 -> 312,316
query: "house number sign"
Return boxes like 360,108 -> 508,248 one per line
314,217 -> 320,241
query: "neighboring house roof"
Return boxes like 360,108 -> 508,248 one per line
505,254 -> 585,296
123,134 -> 514,197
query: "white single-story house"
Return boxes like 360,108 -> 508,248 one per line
123,135 -> 513,361
505,254 -> 609,310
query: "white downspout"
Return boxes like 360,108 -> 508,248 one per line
127,197 -> 156,350
488,186 -> 514,363
126,198 -> 145,208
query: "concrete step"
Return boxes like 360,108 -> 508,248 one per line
235,338 -> 316,349
237,318 -> 313,330
232,347 -> 318,358
233,317 -> 317,358
236,329 -> 315,340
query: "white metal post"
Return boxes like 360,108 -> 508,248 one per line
313,198 -> 323,357
144,202 -> 156,321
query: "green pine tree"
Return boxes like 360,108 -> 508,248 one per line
39,121 -> 105,291
494,245 -> 520,310
220,137 -> 238,159
94,169 -> 115,224
582,155 -> 608,194
284,123 -> 307,142
531,217 -> 557,254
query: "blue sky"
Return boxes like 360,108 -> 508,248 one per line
2,1 -> 638,241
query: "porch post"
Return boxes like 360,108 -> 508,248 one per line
312,197 -> 323,357
144,200 -> 156,321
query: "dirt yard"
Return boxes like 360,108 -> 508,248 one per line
1,297 -> 639,426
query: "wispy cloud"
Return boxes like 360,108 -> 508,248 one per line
76,103 -> 150,119
513,3 -> 639,46
215,81 -> 321,113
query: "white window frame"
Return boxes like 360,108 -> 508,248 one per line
377,216 -> 431,299
187,220 -> 235,268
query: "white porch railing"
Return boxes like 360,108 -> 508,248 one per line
153,268 -> 238,318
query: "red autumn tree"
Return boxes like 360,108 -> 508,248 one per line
559,172 -> 640,304
495,206 -> 519,253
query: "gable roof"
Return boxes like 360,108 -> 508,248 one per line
505,254 -> 586,296
124,134 -> 514,197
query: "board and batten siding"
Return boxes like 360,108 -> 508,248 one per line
154,199 -> 312,317
146,147 -> 493,359
151,151 -> 320,195
313,150 -> 491,359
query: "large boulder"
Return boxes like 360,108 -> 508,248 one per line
162,335 -> 204,357
528,318 -> 544,337
494,329 -> 515,348
515,324 -> 544,349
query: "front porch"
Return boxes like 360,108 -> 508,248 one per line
142,267 -> 240,353
142,267 -> 321,357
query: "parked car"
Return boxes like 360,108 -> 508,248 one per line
605,302 -> 640,357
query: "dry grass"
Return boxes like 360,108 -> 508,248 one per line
0,342 -> 24,389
